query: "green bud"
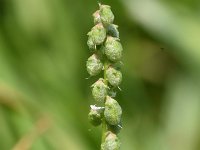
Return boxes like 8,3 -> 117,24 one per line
101,132 -> 120,150
99,5 -> 114,25
104,96 -> 122,125
107,123 -> 122,135
108,89 -> 117,98
107,24 -> 119,38
104,36 -> 123,62
112,61 -> 123,70
92,78 -> 108,102
93,10 -> 101,25
87,23 -> 106,46
106,67 -> 122,87
88,105 -> 104,126
86,54 -> 103,76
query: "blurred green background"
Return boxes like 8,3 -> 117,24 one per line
0,0 -> 200,150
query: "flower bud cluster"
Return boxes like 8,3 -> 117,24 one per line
86,3 -> 123,150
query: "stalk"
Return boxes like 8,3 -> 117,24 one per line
101,118 -> 106,144
87,3 -> 123,150
101,60 -> 108,144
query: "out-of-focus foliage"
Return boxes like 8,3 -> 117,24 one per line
0,0 -> 200,150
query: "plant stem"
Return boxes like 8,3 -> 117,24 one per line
101,60 -> 109,145
101,118 -> 106,144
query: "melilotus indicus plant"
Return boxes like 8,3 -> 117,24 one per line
87,3 -> 123,150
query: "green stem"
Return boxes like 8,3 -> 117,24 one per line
101,118 -> 106,144
101,60 -> 109,146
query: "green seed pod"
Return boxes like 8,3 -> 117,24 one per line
104,96 -> 122,125
86,54 -> 103,76
104,36 -> 123,62
108,89 -> 117,98
92,78 -> 108,102
101,132 -> 120,150
112,61 -> 123,70
99,5 -> 114,25
106,67 -> 122,87
107,24 -> 119,38
107,123 -> 122,135
93,10 -> 101,25
88,105 -> 104,126
87,23 -> 106,46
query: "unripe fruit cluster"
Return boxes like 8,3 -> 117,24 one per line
86,3 -> 123,150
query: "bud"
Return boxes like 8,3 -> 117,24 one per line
101,132 -> 120,150
107,123 -> 122,135
104,96 -> 122,125
106,67 -> 122,87
86,54 -> 103,76
104,36 -> 123,62
108,89 -> 117,98
107,24 -> 119,38
93,10 -> 101,24
99,5 -> 114,25
88,105 -> 104,126
92,78 -> 108,102
87,23 -> 106,46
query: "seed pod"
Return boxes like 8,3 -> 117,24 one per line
112,61 -> 123,70
106,67 -> 122,87
86,54 -> 103,76
107,123 -> 122,135
87,23 -> 106,46
108,89 -> 117,98
93,10 -> 101,24
104,36 -> 123,62
92,78 -> 108,102
101,132 -> 120,150
104,96 -> 122,125
99,5 -> 114,25
88,105 -> 104,126
107,24 -> 119,38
